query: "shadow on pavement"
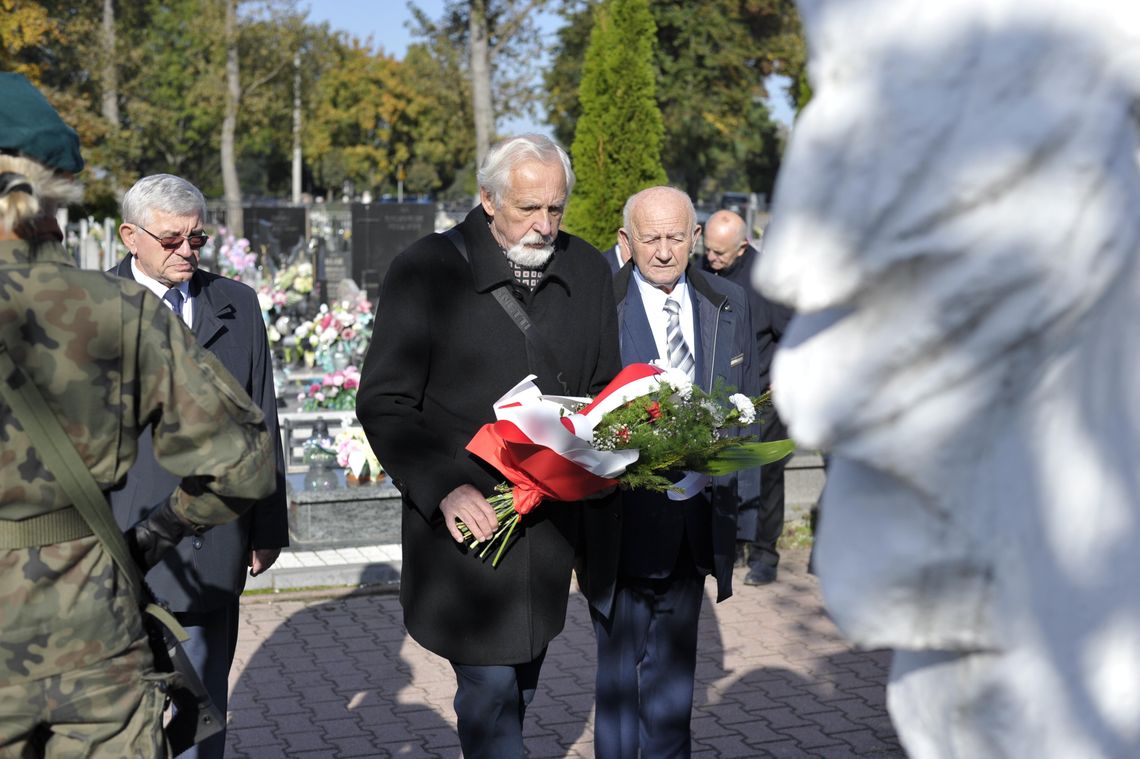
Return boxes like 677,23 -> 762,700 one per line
225,581 -> 460,758
225,548 -> 903,757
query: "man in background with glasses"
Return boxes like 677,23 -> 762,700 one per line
110,174 -> 288,759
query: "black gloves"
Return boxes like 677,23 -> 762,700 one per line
125,500 -> 193,572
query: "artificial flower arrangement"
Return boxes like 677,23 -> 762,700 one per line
299,366 -> 361,411
258,260 -> 313,358
285,297 -> 374,369
458,362 -> 796,565
334,424 -> 383,482
274,260 -> 314,298
211,226 -> 258,282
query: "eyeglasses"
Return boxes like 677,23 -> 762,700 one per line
136,224 -> 210,251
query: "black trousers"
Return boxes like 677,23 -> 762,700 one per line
451,649 -> 547,759
740,403 -> 788,567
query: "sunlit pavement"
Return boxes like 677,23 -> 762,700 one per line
226,547 -> 903,758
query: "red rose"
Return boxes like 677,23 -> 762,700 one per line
646,401 -> 661,421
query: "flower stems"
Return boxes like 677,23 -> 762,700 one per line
455,489 -> 520,566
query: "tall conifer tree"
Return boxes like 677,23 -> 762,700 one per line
563,0 -> 666,251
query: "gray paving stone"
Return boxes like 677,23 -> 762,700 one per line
227,546 -> 903,757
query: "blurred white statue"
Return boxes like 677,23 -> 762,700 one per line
758,1 -> 1140,756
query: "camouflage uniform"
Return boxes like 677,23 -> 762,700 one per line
0,237 -> 275,757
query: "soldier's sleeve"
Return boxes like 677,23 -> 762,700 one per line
245,301 -> 289,550
131,292 -> 275,530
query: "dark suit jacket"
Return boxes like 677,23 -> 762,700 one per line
700,243 -> 792,390
612,262 -> 760,602
356,206 -> 622,666
108,256 -> 288,612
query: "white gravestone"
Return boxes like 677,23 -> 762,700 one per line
758,1 -> 1140,756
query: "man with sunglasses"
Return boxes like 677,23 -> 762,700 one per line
110,174 -> 288,759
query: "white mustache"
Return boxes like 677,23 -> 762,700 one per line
520,231 -> 554,247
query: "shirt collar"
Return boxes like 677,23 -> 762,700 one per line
633,266 -> 688,313
130,257 -> 190,302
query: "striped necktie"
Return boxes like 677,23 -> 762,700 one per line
663,297 -> 695,377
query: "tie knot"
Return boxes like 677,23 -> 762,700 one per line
663,298 -> 680,316
163,288 -> 184,314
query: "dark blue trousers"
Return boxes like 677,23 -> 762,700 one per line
451,649 -> 547,759
173,600 -> 240,759
592,569 -> 706,759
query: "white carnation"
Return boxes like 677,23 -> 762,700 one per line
730,393 -> 756,425
658,367 -> 693,400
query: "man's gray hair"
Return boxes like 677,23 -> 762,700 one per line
121,174 -> 207,227
622,186 -> 697,234
477,134 -> 575,208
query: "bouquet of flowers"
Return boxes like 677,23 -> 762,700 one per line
286,298 -> 374,369
211,226 -> 258,282
460,362 -> 795,565
334,424 -> 382,481
274,260 -> 314,299
299,366 -> 361,411
258,263 -> 314,361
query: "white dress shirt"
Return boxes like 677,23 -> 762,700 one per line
131,257 -> 193,328
632,267 -> 695,373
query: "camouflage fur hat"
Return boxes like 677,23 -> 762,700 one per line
0,73 -> 84,174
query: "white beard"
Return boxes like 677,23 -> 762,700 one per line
505,232 -> 555,268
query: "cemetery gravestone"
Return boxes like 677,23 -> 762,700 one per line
351,203 -> 435,302
244,206 -> 308,270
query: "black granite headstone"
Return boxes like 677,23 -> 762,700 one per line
351,203 -> 435,301
244,206 -> 308,270
314,237 -> 352,303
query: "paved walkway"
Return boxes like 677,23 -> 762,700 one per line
225,547 -> 903,758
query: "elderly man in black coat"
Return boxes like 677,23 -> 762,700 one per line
702,209 -> 794,585
356,134 -> 622,759
109,173 -> 288,759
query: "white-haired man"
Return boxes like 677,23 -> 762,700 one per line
357,134 -> 622,758
110,174 -> 288,759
